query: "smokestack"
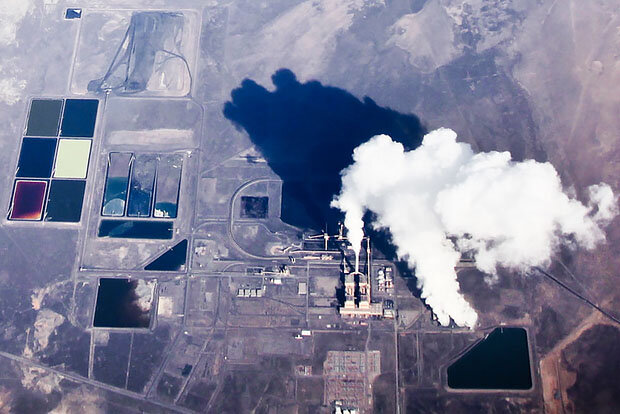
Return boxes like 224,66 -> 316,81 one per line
346,230 -> 362,273
332,128 -> 617,328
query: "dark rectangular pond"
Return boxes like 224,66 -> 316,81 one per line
65,8 -> 82,19
127,154 -> 157,217
93,278 -> 151,328
60,99 -> 99,137
25,99 -> 63,137
16,137 -> 57,178
144,239 -> 188,271
153,154 -> 182,218
9,180 -> 47,220
447,327 -> 532,390
98,219 -> 173,239
102,152 -> 132,216
44,179 -> 86,222
241,196 -> 268,218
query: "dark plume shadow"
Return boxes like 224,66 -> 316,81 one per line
364,211 -> 423,298
223,68 -> 426,231
224,69 -> 427,301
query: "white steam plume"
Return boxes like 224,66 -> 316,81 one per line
332,128 -> 617,328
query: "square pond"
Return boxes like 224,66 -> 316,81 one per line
16,137 -> 57,178
53,139 -> 91,179
93,278 -> 152,328
25,99 -> 63,137
45,179 -> 86,222
60,99 -> 99,137
9,180 -> 48,220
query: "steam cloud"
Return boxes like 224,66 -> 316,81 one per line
332,128 -> 617,328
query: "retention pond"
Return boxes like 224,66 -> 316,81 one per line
447,327 -> 532,390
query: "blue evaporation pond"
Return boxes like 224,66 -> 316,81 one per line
65,8 -> 82,19
16,138 -> 57,178
144,239 -> 188,271
26,99 -> 63,137
60,99 -> 99,137
98,220 -> 173,239
45,179 -> 86,222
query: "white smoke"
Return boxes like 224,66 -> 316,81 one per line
332,128 -> 617,328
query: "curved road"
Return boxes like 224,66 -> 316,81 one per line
226,178 -> 290,261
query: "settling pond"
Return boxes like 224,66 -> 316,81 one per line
447,327 -> 532,390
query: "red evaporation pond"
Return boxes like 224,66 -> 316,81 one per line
10,180 -> 47,220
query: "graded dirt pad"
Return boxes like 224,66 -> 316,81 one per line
72,11 -> 198,97
404,389 -> 541,414
296,377 -> 324,406
373,373 -> 396,414
207,356 -> 296,413
368,328 -> 397,373
561,324 -> 620,413
180,380 -> 217,411
126,325 -> 172,393
155,373 -> 182,402
539,311 -> 606,414
92,332 -> 131,388
398,333 -> 418,386
535,306 -> 572,354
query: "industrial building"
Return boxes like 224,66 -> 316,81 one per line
376,266 -> 394,292
339,235 -> 384,319
297,226 -> 392,320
